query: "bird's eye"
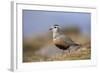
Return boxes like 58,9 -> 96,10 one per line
54,27 -> 56,28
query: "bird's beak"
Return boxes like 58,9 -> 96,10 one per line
49,28 -> 52,30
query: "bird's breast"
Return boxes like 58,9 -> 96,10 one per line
53,38 -> 69,48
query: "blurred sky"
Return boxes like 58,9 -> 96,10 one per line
23,10 -> 91,37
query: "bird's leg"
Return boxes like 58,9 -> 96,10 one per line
68,49 -> 70,55
64,50 -> 66,55
62,50 -> 64,54
62,50 -> 68,54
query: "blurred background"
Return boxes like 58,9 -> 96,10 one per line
23,10 -> 91,62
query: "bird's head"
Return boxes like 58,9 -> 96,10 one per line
49,24 -> 60,33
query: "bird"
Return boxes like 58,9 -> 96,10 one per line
49,24 -> 80,53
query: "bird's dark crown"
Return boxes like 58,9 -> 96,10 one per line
54,24 -> 59,26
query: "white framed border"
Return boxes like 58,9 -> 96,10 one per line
11,1 -> 97,72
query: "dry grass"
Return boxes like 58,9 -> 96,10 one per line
23,45 -> 91,62
47,48 -> 91,61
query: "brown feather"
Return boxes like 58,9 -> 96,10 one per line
53,39 -> 70,50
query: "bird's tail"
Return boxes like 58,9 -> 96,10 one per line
74,43 -> 89,50
73,43 -> 81,47
72,43 -> 82,50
